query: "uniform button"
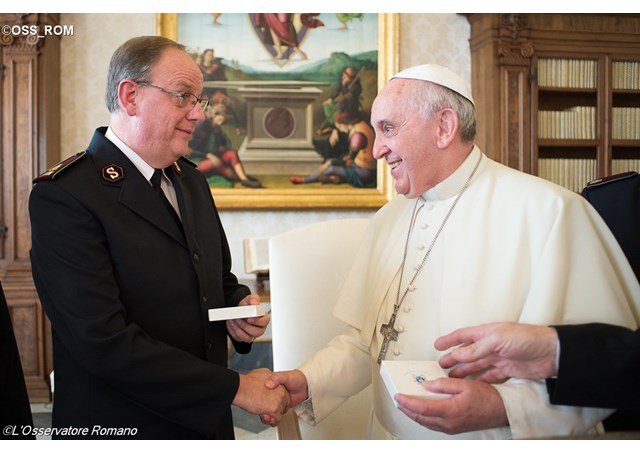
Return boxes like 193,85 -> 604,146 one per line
403,304 -> 412,313
413,263 -> 421,271
393,347 -> 401,356
417,244 -> 425,251
408,284 -> 416,292
207,342 -> 213,350
420,223 -> 428,229
397,325 -> 404,333
425,203 -> 434,210
193,253 -> 200,262
202,296 -> 208,304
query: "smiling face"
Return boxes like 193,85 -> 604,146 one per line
371,79 -> 441,198
132,48 -> 205,167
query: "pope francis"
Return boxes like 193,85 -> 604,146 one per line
264,64 -> 640,439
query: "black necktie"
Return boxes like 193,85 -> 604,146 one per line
151,169 -> 182,228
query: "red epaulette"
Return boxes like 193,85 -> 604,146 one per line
585,171 -> 638,188
33,151 -> 87,183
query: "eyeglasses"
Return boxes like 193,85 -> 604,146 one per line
137,82 -> 209,111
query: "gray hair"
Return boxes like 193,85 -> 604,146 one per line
408,81 -> 477,143
105,36 -> 185,113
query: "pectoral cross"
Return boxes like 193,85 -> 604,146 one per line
377,313 -> 399,364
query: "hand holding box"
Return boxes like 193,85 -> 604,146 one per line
380,360 -> 451,407
208,304 -> 267,322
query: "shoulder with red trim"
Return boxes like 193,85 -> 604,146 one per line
33,152 -> 87,183
584,171 -> 638,189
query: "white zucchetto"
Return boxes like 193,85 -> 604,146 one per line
391,64 -> 475,106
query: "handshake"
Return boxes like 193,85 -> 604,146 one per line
232,368 -> 307,426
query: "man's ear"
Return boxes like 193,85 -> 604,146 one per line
436,108 -> 459,148
117,79 -> 139,116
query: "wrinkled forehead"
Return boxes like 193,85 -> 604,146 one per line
150,48 -> 204,88
373,79 -> 419,111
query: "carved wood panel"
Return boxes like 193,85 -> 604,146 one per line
1,13 -> 60,403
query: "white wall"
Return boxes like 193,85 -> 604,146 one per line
60,13 -> 470,279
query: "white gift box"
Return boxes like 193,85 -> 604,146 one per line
380,360 -> 451,407
208,304 -> 267,322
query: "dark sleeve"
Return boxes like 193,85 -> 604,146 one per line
546,323 -> 640,410
0,281 -> 35,439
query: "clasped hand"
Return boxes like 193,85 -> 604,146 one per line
233,368 -> 290,426
233,369 -> 309,427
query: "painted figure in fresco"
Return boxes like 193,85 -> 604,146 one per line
199,48 -> 227,82
253,13 -> 323,61
290,112 -> 376,188
314,66 -> 364,163
208,90 -> 242,137
195,54 -> 242,136
320,66 -> 363,132
191,110 -> 261,188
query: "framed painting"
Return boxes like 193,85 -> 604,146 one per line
157,13 -> 398,209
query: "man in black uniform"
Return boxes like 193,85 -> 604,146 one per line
29,36 -> 288,439
578,171 -> 640,432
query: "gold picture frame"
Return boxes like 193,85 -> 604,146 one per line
157,13 -> 398,210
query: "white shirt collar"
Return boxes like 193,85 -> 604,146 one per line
105,126 -> 169,185
422,146 -> 482,201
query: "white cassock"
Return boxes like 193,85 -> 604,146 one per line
296,146 -> 640,439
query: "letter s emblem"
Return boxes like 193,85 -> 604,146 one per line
102,164 -> 124,182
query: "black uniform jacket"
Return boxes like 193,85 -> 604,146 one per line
545,172 -> 640,432
581,171 -> 640,280
29,127 -> 251,439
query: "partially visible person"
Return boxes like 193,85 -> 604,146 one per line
578,171 -> 640,432
435,322 -> 640,429
581,171 -> 640,280
290,112 -> 376,188
29,35 -> 287,439
0,280 -> 35,439
264,64 -> 640,440
432,170 -> 640,432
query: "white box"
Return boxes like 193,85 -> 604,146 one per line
208,304 -> 267,322
380,360 -> 450,407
